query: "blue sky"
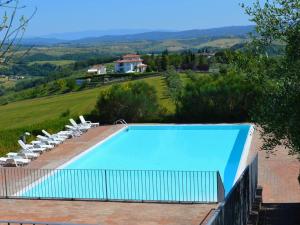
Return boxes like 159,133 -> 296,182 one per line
22,0 -> 254,36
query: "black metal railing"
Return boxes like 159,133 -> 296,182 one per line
0,168 -> 225,203
206,153 -> 258,225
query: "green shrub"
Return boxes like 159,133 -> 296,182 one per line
164,68 -> 183,103
92,81 -> 164,123
176,71 -> 261,123
60,109 -> 71,118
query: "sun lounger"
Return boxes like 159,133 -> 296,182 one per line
0,157 -> 30,167
37,135 -> 62,145
58,130 -> 75,138
0,157 -> 7,166
65,125 -> 83,136
69,119 -> 89,132
7,151 -> 39,160
79,115 -> 99,128
7,154 -> 31,162
42,130 -> 67,142
18,140 -> 47,153
7,157 -> 30,167
31,141 -> 55,150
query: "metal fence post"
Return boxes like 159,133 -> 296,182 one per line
217,171 -> 225,202
4,168 -> 8,198
104,170 -> 108,201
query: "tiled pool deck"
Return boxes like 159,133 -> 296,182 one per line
0,125 -> 299,225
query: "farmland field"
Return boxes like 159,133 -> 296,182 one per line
28,60 -> 75,66
197,38 -> 247,48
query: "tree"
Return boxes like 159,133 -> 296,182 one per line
164,67 -> 183,103
0,0 -> 36,64
160,50 -> 169,71
92,82 -> 164,123
0,86 -> 5,96
242,0 -> 300,61
241,0 -> 300,154
176,72 -> 260,123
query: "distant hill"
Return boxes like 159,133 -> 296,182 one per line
75,26 -> 254,44
20,37 -> 68,46
40,29 -> 157,41
21,25 -> 255,46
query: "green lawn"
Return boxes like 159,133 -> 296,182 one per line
29,60 -> 75,66
197,38 -> 247,49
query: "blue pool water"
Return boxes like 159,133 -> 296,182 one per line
22,125 -> 251,202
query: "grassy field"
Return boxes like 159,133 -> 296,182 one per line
197,38 -> 247,49
28,60 -> 75,66
0,76 -> 177,155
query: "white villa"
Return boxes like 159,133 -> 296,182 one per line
87,64 -> 107,75
114,54 -> 147,73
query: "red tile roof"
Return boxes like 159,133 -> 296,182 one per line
90,64 -> 105,69
123,54 -> 140,58
115,59 -> 143,63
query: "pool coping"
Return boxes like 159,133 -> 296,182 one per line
57,126 -> 128,170
234,125 -> 254,183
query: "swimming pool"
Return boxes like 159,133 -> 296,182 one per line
21,124 -> 253,202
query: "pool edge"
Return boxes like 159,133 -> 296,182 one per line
233,124 -> 254,184
57,126 -> 128,170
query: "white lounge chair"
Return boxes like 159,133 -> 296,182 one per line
18,140 -> 47,154
0,157 -> 8,166
7,151 -> 39,160
42,130 -> 67,142
7,157 -> 30,167
0,157 -> 30,167
79,115 -> 99,128
37,135 -> 61,145
58,130 -> 75,138
69,119 -> 89,132
65,125 -> 82,136
30,140 -> 55,150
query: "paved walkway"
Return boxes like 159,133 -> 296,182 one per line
250,128 -> 300,225
249,127 -> 300,203
0,199 -> 215,225
27,125 -> 123,169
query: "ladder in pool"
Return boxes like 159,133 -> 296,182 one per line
114,119 -> 128,127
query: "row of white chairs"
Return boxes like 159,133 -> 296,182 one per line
0,116 -> 99,167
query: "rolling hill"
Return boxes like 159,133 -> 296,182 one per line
74,26 -> 254,44
22,26 -> 254,46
